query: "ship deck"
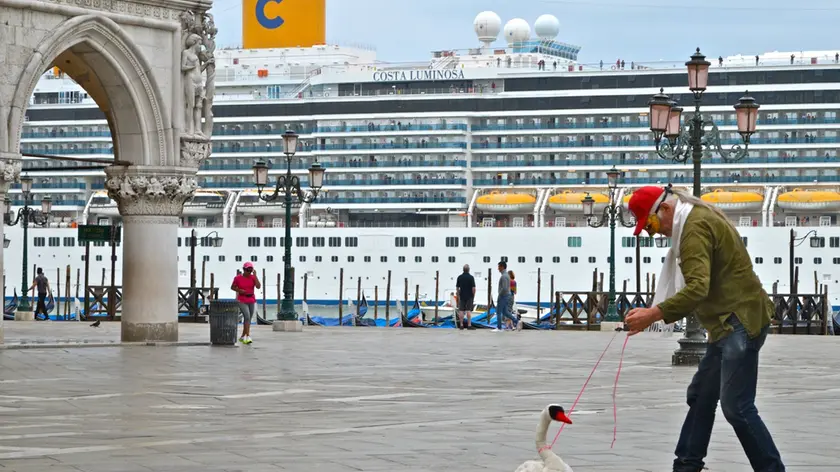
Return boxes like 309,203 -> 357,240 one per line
0,323 -> 834,471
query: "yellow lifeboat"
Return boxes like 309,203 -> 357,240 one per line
777,188 -> 840,211
475,192 -> 537,213
548,191 -> 609,213
701,189 -> 764,212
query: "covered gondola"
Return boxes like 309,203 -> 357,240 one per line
3,290 -> 18,321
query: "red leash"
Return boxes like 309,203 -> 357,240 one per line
539,331 -> 630,453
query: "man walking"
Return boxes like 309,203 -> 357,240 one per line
455,264 -> 475,330
28,267 -> 50,320
624,185 -> 785,472
495,260 -> 511,331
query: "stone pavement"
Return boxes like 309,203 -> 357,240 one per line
0,323 -> 836,472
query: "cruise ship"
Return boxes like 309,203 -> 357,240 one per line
8,11 -> 840,311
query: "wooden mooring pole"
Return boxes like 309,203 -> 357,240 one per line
434,271 -> 439,324
385,270 -> 391,327
338,268 -> 344,324
374,286 -> 379,320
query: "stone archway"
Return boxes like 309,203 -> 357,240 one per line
0,0 -> 215,343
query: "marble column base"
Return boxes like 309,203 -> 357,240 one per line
15,311 -> 34,321
122,321 -> 179,343
273,320 -> 303,332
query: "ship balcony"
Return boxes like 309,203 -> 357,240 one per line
471,115 -> 839,132
470,136 -> 840,152
316,123 -> 467,133
470,154 -> 840,168
472,174 -> 840,187
315,142 -> 467,152
214,126 -> 316,136
196,178 -> 467,190
199,159 -> 467,172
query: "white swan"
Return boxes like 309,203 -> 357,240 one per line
515,404 -> 574,472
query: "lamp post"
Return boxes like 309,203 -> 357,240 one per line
188,229 -> 223,319
647,48 -> 760,366
4,177 -> 52,314
253,130 -> 325,322
582,166 -> 635,328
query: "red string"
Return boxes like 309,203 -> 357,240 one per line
543,330 -> 619,451
610,335 -> 629,449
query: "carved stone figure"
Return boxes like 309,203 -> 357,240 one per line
182,33 -> 205,138
200,13 -> 217,137
0,156 -> 23,188
179,9 -> 217,140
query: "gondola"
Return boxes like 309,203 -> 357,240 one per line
3,290 -> 18,321
833,312 -> 840,335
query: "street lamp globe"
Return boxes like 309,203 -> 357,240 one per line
211,235 -> 224,248
308,162 -> 326,191
734,92 -> 760,140
581,193 -> 596,217
20,176 -> 33,195
3,237 -> 9,249
647,89 -> 673,142
41,195 -> 52,214
686,48 -> 711,93
281,130 -> 299,157
252,160 -> 269,189
666,104 -> 684,140
606,166 -> 620,190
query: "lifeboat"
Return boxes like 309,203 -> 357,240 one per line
701,189 -> 763,212
777,188 -> 840,211
238,188 -> 300,215
475,192 -> 536,213
548,191 -> 608,213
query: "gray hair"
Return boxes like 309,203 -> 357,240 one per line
667,188 -> 737,231
463,264 -> 470,273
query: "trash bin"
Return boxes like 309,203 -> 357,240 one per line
209,299 -> 239,346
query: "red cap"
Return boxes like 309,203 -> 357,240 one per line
628,186 -> 666,236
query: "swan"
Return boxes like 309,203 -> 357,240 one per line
514,404 -> 574,472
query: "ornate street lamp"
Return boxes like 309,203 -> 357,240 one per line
647,47 -> 760,366
252,130 -> 325,322
5,177 -> 51,315
582,166 -> 635,325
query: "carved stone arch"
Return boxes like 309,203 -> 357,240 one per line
8,14 -> 170,166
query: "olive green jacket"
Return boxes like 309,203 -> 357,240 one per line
657,205 -> 772,342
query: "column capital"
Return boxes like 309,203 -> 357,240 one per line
0,153 -> 22,192
104,166 -> 197,217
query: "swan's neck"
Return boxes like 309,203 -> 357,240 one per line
535,409 -> 569,470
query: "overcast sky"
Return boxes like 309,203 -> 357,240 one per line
210,0 -> 840,64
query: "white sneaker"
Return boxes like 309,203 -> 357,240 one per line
244,335 -> 253,344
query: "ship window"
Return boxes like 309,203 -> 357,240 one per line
235,256 -> 242,262
643,257 -> 651,263
296,237 -> 309,247
639,237 -> 654,248
218,256 -> 225,262
814,257 -> 822,264
741,237 -> 748,247
264,237 -> 277,247
518,257 -> 525,263
833,258 -> 840,264
395,237 -> 408,247
279,237 -> 286,247
415,256 -> 422,263
177,237 -> 182,247
381,256 -> 387,262
364,256 -> 371,262
299,256 -> 306,262
313,237 -> 326,247
96,255 -> 103,262
463,237 -> 476,247
811,237 -> 825,248
830,237 -> 840,248
483,256 -> 491,263
267,255 -> 274,262
315,256 -> 323,262
755,257 -> 763,264
661,257 -> 666,263
625,257 -> 632,263
251,256 -> 257,262
500,256 -> 508,263
248,237 -> 260,247
553,256 -> 561,263
203,255 -> 210,262
411,237 -> 425,247
433,256 -> 440,263
567,236 -> 582,248
773,257 -> 782,264
331,256 -> 338,262
63,237 -> 75,247
329,237 -> 341,247
398,256 -> 406,263
34,237 -> 45,247
345,237 -> 359,247
535,256 -> 543,263
621,237 -> 635,248
570,256 -> 579,263
588,257 -> 596,263
348,256 -> 355,262
794,257 -> 802,264
445,237 -> 459,247
187,256 -> 192,262
81,255 -> 85,261
449,256 -> 456,263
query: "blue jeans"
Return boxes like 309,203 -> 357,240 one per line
674,315 -> 784,472
496,294 -> 511,330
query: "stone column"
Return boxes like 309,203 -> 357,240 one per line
0,154 -> 22,344
104,166 -> 197,343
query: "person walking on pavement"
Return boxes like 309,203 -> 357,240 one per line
495,261 -> 511,331
231,262 -> 261,344
455,264 -> 476,330
28,267 -> 50,320
623,185 -> 785,472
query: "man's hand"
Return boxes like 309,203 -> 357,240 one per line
624,305 -> 664,336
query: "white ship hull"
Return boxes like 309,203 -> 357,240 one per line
5,225 -> 838,309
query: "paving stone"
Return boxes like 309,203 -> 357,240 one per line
0,323 -> 836,471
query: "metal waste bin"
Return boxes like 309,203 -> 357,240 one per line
209,299 -> 239,346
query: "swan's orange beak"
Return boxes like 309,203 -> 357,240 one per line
554,411 -> 572,424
